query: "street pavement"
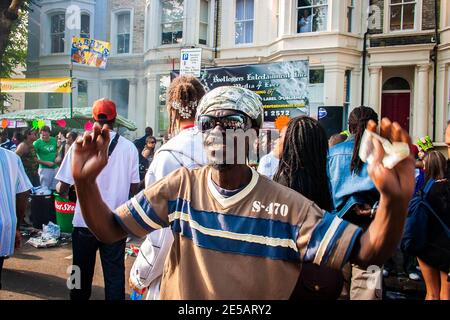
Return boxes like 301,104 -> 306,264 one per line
0,235 -> 138,300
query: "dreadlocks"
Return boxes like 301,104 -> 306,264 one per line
348,106 -> 378,174
167,75 -> 206,136
273,116 -> 332,211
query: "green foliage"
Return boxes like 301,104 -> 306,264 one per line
0,3 -> 29,114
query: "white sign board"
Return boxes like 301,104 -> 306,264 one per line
180,48 -> 202,77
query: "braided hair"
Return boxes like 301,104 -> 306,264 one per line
348,106 -> 379,174
273,116 -> 332,211
167,75 -> 206,136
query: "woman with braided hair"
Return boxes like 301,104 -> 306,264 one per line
130,75 -> 207,299
327,106 -> 382,300
274,116 -> 343,300
274,116 -> 332,211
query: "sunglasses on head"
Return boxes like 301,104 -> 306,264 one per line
197,114 -> 252,132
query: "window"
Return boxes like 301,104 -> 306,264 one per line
309,69 -> 324,84
48,93 -> 63,108
389,0 -> 416,31
77,80 -> 88,108
235,0 -> 254,44
199,0 -> 209,45
347,0 -> 354,32
158,75 -> 170,133
80,13 -> 90,38
111,79 -> 129,117
50,13 -> 65,53
308,69 -> 324,109
297,0 -> 328,34
161,0 -> 184,45
343,70 -> 351,126
117,12 -> 131,54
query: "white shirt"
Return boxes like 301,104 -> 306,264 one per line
0,148 -> 32,256
257,152 -> 280,180
55,131 -> 140,228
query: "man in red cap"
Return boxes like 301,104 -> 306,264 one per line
56,98 -> 140,300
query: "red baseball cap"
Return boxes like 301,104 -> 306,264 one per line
92,98 -> 117,121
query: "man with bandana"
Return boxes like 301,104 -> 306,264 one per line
71,86 -> 415,299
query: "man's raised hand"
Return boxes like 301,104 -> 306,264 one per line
72,123 -> 110,183
366,118 -> 415,207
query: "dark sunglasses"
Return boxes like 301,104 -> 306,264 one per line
197,114 -> 251,132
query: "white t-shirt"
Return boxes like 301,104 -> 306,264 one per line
257,152 -> 279,180
55,131 -> 140,228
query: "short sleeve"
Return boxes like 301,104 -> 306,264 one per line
129,143 -> 140,184
297,203 -> 362,270
114,169 -> 183,238
15,155 -> 32,193
55,146 -> 75,185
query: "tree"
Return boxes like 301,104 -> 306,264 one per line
0,0 -> 23,60
0,0 -> 31,114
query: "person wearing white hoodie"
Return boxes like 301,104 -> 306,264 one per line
129,75 -> 206,299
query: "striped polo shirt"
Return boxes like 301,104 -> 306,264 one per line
0,148 -> 32,257
115,166 -> 362,299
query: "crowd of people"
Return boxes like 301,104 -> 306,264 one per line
0,75 -> 449,300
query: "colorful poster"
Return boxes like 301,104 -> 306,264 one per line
171,60 -> 309,128
0,78 -> 72,93
71,36 -> 111,69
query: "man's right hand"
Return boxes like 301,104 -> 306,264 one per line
128,277 -> 147,295
72,123 -> 110,183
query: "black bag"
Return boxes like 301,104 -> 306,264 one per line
401,179 -> 450,256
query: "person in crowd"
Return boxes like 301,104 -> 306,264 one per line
327,106 -> 383,300
55,98 -> 140,300
65,131 -> 78,157
55,130 -> 68,166
134,127 -> 153,154
257,125 -> 286,180
138,136 -> 157,183
71,86 -> 414,299
33,126 -> 58,190
16,129 -> 40,187
0,129 -> 16,152
0,148 -> 32,290
129,75 -> 206,299
274,116 -> 343,299
328,133 -> 347,148
415,151 -> 450,300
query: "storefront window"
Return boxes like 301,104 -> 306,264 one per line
77,80 -> 88,108
48,93 -> 63,108
159,75 -> 170,133
390,0 -> 416,31
297,0 -> 328,34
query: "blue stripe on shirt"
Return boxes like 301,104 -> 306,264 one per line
302,212 -> 336,263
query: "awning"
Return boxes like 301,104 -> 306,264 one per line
0,107 -> 137,131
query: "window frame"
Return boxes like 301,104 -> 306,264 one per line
160,0 -> 185,46
49,12 -> 66,54
157,74 -> 171,135
235,0 -> 255,45
47,92 -> 63,108
388,0 -> 418,32
80,12 -> 91,39
347,0 -> 355,33
296,0 -> 329,34
199,0 -> 210,45
111,9 -> 134,55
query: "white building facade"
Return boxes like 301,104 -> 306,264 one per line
26,0 -> 450,144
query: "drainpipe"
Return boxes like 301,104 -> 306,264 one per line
214,0 -> 220,59
431,0 -> 439,141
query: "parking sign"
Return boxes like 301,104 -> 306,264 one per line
180,48 -> 202,77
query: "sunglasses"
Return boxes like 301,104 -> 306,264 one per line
197,114 -> 252,132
